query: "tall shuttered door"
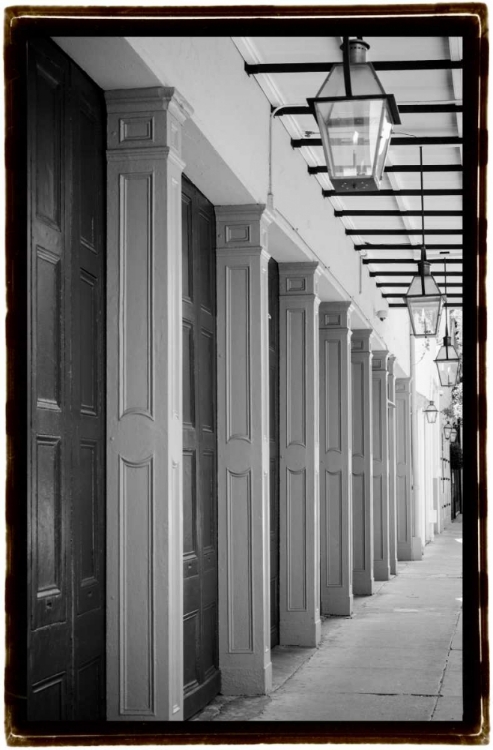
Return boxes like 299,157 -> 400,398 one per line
268,259 -> 280,648
182,177 -> 220,719
27,40 -> 105,721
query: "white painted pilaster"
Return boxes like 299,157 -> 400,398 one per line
105,87 -> 192,720
387,356 -> 398,576
372,351 -> 390,581
278,263 -> 321,647
395,378 -> 413,560
215,205 -> 272,695
319,302 -> 353,616
351,330 -> 374,596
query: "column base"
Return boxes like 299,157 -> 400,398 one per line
280,615 -> 321,647
390,557 -> 398,576
321,592 -> 353,617
353,571 -> 374,596
397,541 -> 413,560
374,562 -> 391,581
411,536 -> 423,560
220,661 -> 272,696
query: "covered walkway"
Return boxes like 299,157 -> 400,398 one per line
193,517 -> 462,722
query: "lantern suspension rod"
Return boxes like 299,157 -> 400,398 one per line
342,36 -> 353,97
442,251 -> 450,337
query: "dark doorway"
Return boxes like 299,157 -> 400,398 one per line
181,176 -> 220,719
268,258 -> 280,648
26,39 -> 106,720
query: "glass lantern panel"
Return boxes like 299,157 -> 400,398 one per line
315,97 -> 387,180
406,295 -> 443,336
436,359 -> 460,387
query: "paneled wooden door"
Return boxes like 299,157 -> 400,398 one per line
268,259 -> 280,648
182,177 -> 220,719
27,39 -> 105,720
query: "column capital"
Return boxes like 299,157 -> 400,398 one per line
319,301 -> 352,329
105,86 -> 193,121
278,262 -> 321,297
105,86 -> 192,162
215,204 -> 272,254
351,328 -> 372,352
372,350 -> 390,371
396,377 -> 412,394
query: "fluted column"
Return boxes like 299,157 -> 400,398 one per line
372,351 -> 390,581
351,330 -> 374,595
278,263 -> 321,647
388,356 -> 398,576
216,205 -> 272,694
395,377 -> 413,560
319,302 -> 353,616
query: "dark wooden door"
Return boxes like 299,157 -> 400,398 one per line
27,39 -> 105,721
182,177 -> 219,719
268,259 -> 280,648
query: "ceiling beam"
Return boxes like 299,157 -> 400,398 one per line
245,60 -> 463,75
292,136 -> 462,148
346,229 -> 462,235
389,303 -> 462,307
363,258 -> 462,264
355,244 -> 463,250
322,188 -> 462,196
273,103 -> 463,116
382,292 -> 463,298
336,210 -> 462,217
369,270 -> 462,277
376,282 -> 463,287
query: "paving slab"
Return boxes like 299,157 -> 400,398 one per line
432,696 -> 464,721
257,693 -> 437,722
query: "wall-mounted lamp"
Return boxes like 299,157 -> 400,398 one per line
307,37 -> 400,192
405,147 -> 444,338
424,400 -> 438,424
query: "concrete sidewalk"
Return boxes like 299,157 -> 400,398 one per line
193,517 -> 462,722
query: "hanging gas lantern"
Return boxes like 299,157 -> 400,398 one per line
405,147 -> 444,337
434,254 -> 460,386
450,426 -> 458,443
307,37 -> 401,192
444,423 -> 452,440
424,400 -> 438,424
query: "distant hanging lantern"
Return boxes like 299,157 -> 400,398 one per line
450,426 -> 458,442
424,400 -> 438,424
434,254 -> 460,386
307,37 -> 401,192
444,423 -> 452,440
405,147 -> 444,337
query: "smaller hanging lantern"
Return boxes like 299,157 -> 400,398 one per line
406,255 -> 445,337
307,37 -> 400,192
450,426 -> 458,443
424,400 -> 438,424
444,423 -> 452,440
435,335 -> 460,387
405,147 -> 444,337
434,254 -> 460,386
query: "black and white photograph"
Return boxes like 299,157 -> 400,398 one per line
4,3 -> 487,745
